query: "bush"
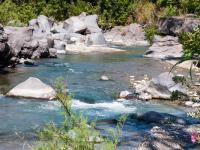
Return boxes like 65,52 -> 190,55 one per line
133,1 -> 157,25
143,25 -> 158,43
34,78 -> 127,150
179,26 -> 200,61
0,0 -> 200,27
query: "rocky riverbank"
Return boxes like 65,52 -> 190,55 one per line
1,12 -> 200,150
0,12 -> 153,69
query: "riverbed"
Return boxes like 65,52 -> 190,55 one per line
0,46 -> 192,150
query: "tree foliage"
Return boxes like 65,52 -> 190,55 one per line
0,0 -> 200,28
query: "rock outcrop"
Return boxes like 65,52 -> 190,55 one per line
134,72 -> 187,100
7,77 -> 56,100
144,35 -> 183,60
0,24 -> 15,68
5,24 -> 55,60
104,23 -> 149,46
158,14 -> 200,36
134,111 -> 190,125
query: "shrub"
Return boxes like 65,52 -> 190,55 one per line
143,25 -> 158,43
158,5 -> 179,17
179,26 -> 200,60
34,78 -> 127,150
133,1 -> 157,25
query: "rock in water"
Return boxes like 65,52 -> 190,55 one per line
7,77 -> 56,100
119,90 -> 133,99
134,72 -> 187,100
100,75 -> 109,81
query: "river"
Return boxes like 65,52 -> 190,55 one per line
0,46 -> 190,150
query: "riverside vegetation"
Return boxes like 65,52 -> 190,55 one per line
0,0 -> 200,29
34,78 -> 127,150
0,0 -> 200,149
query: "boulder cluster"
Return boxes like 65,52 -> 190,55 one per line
2,13 -> 141,68
145,14 -> 200,60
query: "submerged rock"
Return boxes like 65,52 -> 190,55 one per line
7,77 -> 56,100
135,111 -> 190,125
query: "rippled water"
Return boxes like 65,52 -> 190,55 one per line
0,46 -> 191,150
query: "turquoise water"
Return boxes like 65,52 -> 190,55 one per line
0,46 -> 190,149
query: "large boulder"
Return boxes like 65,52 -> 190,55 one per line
0,25 -> 15,68
63,16 -> 86,34
144,35 -> 183,60
104,23 -> 149,46
7,77 -> 56,100
85,33 -> 106,46
4,26 -> 33,55
63,13 -> 102,35
158,14 -> 200,36
134,72 -> 187,100
84,14 -> 102,33
29,15 -> 54,33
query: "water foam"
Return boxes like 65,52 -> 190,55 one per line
72,100 -> 136,113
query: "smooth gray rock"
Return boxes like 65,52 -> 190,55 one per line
5,26 -> 33,55
84,14 -> 102,33
63,16 -> 86,33
104,23 -> 149,46
145,35 -> 183,60
52,33 -> 69,41
49,48 -> 57,58
29,15 -> 54,33
86,33 -> 106,46
147,72 -> 186,99
7,77 -> 56,100
158,14 -> 200,36
134,72 -> 187,100
53,40 -> 66,50
68,33 -> 85,44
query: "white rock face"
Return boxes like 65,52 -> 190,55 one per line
7,77 -> 56,100
119,91 -> 132,99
